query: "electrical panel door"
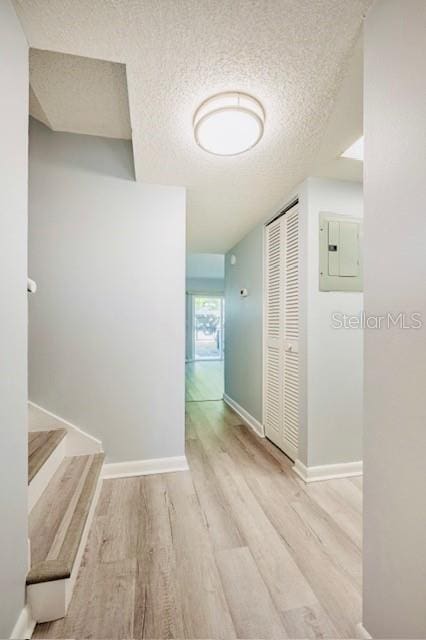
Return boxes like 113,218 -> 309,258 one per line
319,213 -> 362,292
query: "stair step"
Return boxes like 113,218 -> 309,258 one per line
28,429 -> 67,484
27,453 -> 104,586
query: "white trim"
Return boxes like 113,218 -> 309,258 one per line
223,393 -> 265,438
293,459 -> 363,483
102,455 -> 189,479
355,622 -> 372,639
28,401 -> 102,456
28,436 -> 66,513
191,294 -> 195,362
10,604 -> 36,639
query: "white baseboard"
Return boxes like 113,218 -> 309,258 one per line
102,455 -> 189,479
355,622 -> 372,639
10,604 -> 36,639
223,393 -> 265,438
28,401 -> 102,456
293,459 -> 363,483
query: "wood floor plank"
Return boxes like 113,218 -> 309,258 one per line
288,491 -> 362,588
189,401 -> 359,637
186,413 -> 326,619
98,477 -> 141,563
215,546 -> 287,639
28,428 -> 66,483
186,437 -> 245,550
243,470 -> 361,638
29,456 -> 91,566
304,480 -> 363,549
33,559 -> 137,639
192,441 -> 325,615
133,474 -> 185,639
164,471 -> 237,639
282,604 -> 341,639
185,360 -> 224,401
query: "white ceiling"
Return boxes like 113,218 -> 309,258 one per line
311,37 -> 364,182
14,0 -> 371,252
29,49 -> 131,139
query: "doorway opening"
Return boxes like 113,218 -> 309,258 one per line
185,253 -> 225,402
185,294 -> 225,402
193,295 -> 224,361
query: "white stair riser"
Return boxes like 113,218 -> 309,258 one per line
27,579 -> 67,623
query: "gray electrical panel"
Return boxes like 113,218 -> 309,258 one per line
319,212 -> 363,292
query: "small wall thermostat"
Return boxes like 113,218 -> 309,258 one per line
230,254 -> 237,265
240,288 -> 248,297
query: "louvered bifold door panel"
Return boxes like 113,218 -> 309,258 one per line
264,218 -> 283,447
282,207 -> 299,461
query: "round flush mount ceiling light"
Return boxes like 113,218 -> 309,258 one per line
193,92 -> 265,156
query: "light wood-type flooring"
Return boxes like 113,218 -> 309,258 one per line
33,400 -> 362,639
28,429 -> 66,483
185,360 -> 224,401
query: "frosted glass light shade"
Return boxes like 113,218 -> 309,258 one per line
194,92 -> 265,156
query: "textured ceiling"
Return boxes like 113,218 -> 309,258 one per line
14,0 -> 372,252
29,49 -> 131,139
311,37 -> 364,183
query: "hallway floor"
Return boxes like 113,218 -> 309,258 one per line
185,360 -> 224,401
33,401 -> 362,639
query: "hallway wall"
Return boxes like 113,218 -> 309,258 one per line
303,177 -> 363,467
224,225 -> 264,422
28,119 -> 186,464
0,1 -> 29,635
363,1 -> 426,637
224,177 -> 363,468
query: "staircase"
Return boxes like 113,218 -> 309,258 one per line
27,425 -> 104,623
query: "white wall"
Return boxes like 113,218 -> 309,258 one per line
186,253 -> 224,280
363,2 -> 426,637
186,277 -> 224,294
29,120 -> 186,463
0,1 -> 29,636
302,177 -> 363,466
225,225 -> 264,422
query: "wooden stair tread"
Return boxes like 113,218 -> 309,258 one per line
27,453 -> 104,585
28,429 -> 67,484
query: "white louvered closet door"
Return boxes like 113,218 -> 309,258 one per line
264,217 -> 283,449
264,205 -> 299,461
